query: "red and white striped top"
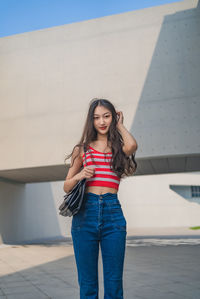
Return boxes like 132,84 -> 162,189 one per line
82,145 -> 121,190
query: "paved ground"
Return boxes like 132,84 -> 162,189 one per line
0,234 -> 200,299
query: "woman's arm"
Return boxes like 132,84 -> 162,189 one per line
63,146 -> 83,193
63,146 -> 95,193
116,111 -> 138,156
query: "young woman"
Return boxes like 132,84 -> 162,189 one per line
63,98 -> 138,299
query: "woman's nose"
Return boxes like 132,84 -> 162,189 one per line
100,118 -> 105,124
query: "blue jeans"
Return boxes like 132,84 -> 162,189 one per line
71,192 -> 127,299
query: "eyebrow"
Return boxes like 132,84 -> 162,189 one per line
93,112 -> 111,116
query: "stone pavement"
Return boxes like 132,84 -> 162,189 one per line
1,234 -> 200,299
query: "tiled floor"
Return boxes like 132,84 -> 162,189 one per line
0,237 -> 200,299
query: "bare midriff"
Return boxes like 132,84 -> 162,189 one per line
85,186 -> 118,195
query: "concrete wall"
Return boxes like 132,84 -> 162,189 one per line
1,172 -> 200,244
0,180 -> 69,243
0,0 -> 200,243
0,0 -> 199,176
119,172 -> 200,229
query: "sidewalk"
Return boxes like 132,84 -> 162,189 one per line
0,234 -> 200,298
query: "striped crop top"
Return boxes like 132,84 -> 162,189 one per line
82,145 -> 121,190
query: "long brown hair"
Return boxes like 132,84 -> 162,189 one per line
64,98 -> 137,178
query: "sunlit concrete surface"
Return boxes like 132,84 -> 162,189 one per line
0,0 -> 200,183
1,171 -> 200,244
0,239 -> 200,299
0,0 -> 200,245
127,226 -> 200,237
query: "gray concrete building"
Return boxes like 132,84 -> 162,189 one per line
0,0 -> 200,244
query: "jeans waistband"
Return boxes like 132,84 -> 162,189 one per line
84,192 -> 118,201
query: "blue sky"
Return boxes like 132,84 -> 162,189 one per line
0,0 -> 183,38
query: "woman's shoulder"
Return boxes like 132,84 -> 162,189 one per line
79,145 -> 84,157
72,144 -> 84,159
79,144 -> 89,158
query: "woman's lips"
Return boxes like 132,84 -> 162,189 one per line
99,126 -> 107,130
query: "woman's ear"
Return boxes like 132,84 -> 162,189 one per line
116,110 -> 120,121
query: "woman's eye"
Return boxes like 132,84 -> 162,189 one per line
93,115 -> 110,119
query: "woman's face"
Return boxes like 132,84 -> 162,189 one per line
93,105 -> 112,135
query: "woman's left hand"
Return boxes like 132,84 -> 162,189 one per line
116,111 -> 124,128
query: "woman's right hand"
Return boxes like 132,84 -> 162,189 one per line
75,166 -> 95,180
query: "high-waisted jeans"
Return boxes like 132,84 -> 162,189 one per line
71,192 -> 127,299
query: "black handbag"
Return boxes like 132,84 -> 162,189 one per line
59,144 -> 87,217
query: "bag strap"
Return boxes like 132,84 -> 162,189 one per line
83,143 -> 87,166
